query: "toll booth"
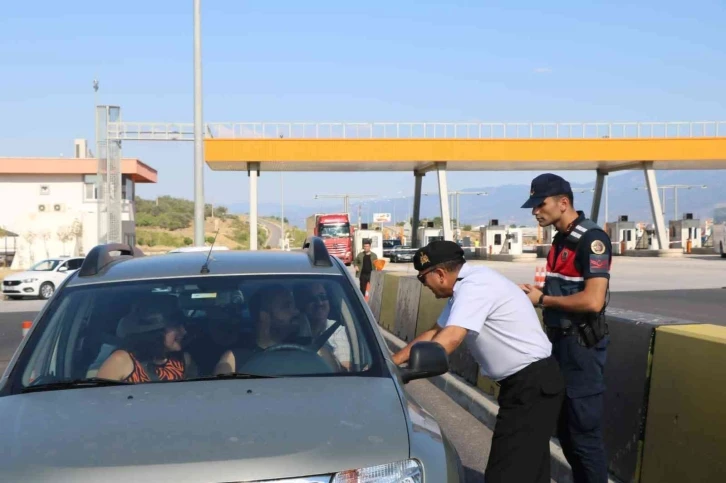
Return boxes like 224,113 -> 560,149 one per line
608,215 -> 637,254
480,219 -> 524,256
669,213 -> 702,251
416,223 -> 444,247
353,227 -> 383,259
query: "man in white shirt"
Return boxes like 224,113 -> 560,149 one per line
392,240 -> 565,483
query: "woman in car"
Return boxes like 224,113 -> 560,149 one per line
97,299 -> 197,383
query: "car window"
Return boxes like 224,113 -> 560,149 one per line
15,274 -> 382,391
29,260 -> 60,271
66,259 -> 84,270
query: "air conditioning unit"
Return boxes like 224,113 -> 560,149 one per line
38,204 -> 48,213
53,203 -> 65,213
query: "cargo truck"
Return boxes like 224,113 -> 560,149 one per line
305,213 -> 354,265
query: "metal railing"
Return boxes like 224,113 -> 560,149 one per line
108,121 -> 726,141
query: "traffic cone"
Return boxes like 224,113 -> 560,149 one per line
22,320 -> 32,337
364,282 -> 371,302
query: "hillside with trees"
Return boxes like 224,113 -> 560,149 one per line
134,196 -> 267,251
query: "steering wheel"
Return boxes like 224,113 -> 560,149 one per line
263,343 -> 317,354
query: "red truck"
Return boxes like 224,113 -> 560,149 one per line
305,213 -> 354,265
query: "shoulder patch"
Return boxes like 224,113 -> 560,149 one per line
589,254 -> 610,273
590,239 -> 606,255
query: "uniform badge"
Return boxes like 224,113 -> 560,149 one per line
561,250 -> 569,261
590,240 -> 606,255
530,188 -> 535,196
418,253 -> 429,265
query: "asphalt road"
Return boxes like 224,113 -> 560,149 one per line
608,288 -> 726,325
0,311 -> 32,375
259,218 -> 283,249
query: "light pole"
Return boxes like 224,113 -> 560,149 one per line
635,184 -> 707,220
192,0 -> 205,246
314,194 -> 377,216
424,190 -> 488,238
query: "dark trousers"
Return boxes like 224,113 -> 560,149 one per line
359,272 -> 371,295
549,332 -> 610,483
484,356 -> 565,483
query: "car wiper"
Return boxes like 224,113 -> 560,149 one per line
22,378 -> 131,393
186,372 -> 279,382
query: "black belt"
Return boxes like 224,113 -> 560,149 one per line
545,325 -> 577,337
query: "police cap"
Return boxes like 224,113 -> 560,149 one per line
521,173 -> 573,208
414,240 -> 465,272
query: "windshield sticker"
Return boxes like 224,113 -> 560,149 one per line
191,293 -> 217,299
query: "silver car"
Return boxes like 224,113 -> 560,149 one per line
0,239 -> 462,482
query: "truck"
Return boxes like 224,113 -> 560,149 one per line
305,213 -> 354,265
712,204 -> 726,258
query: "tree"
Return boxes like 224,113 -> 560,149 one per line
23,231 -> 36,264
57,226 -> 74,256
40,231 -> 51,259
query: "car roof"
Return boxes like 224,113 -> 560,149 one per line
66,249 -> 344,287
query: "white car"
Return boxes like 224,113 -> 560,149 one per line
1,257 -> 84,300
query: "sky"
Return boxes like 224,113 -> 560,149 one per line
1,0 -> 725,209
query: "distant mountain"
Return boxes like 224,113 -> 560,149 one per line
229,170 -> 726,229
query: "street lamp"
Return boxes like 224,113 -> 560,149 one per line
423,190 -> 488,237
635,184 -> 707,219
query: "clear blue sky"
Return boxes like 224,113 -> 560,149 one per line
1,0 -> 725,207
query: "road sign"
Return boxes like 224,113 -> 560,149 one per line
373,213 -> 391,223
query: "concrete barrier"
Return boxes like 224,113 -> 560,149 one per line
600,308 -> 708,483
368,270 -> 386,322
393,277 -> 422,342
640,324 -> 726,483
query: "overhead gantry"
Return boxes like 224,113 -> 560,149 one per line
105,119 -> 726,250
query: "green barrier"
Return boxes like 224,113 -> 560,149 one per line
640,324 -> 726,483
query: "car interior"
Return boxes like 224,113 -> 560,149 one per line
21,275 -> 373,386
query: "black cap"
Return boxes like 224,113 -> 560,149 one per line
521,173 -> 573,208
414,240 -> 465,271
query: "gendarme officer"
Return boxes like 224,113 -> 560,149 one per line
519,173 -> 611,483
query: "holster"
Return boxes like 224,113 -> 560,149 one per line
576,310 -> 609,348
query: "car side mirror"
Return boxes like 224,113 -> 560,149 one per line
399,341 -> 449,384
58,266 -> 67,272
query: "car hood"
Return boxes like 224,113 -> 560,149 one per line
0,377 -> 410,483
2,271 -> 36,281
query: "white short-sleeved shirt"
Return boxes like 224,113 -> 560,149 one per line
437,263 -> 552,381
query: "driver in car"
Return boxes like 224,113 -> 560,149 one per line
214,284 -> 305,375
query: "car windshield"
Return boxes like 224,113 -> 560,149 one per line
29,260 -> 61,271
318,223 -> 351,238
15,274 -> 382,392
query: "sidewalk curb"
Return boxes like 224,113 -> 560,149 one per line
381,329 -> 620,483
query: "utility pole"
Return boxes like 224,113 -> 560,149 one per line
314,194 -> 377,217
193,0 -> 205,246
635,184 -> 707,220
424,190 -> 488,238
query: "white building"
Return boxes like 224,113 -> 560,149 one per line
0,139 -> 157,269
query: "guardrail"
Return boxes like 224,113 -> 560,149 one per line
107,121 -> 726,141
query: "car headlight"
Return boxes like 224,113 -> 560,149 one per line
332,459 -> 422,483
22,278 -> 37,283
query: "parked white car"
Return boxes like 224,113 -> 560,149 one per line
1,257 -> 84,300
